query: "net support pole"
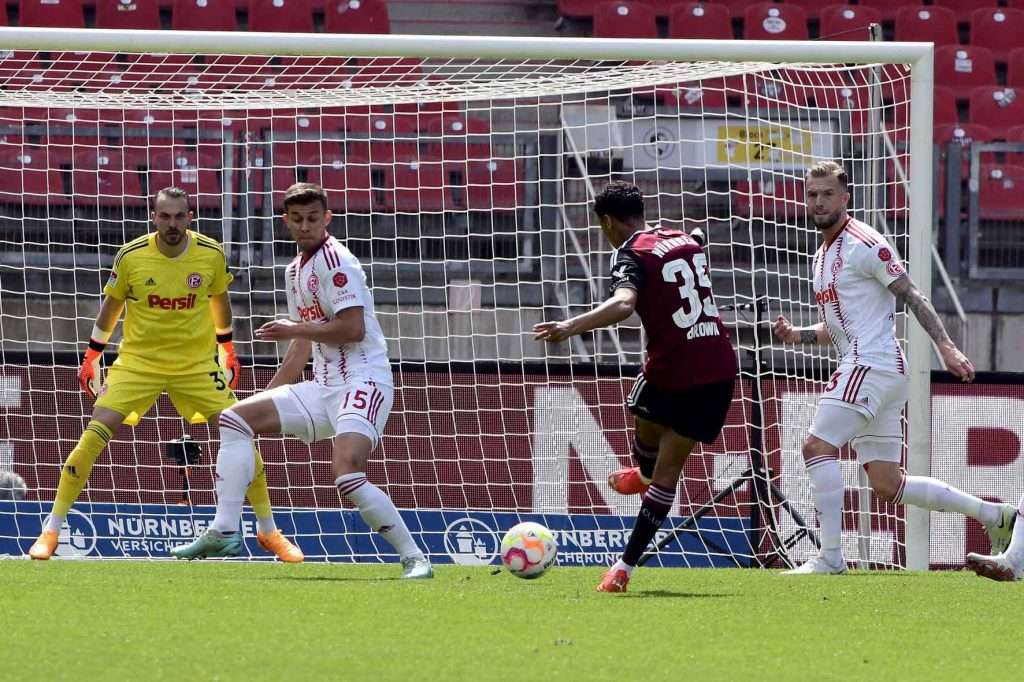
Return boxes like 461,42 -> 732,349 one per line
905,49 -> 935,572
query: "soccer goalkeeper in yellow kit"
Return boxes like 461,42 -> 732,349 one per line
28,187 -> 302,562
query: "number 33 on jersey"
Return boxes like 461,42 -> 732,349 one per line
609,227 -> 737,392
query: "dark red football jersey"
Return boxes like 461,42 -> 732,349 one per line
610,227 -> 737,391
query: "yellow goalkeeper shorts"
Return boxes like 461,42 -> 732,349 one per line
95,361 -> 236,426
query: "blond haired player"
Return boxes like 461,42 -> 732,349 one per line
27,187 -> 302,563
171,183 -> 432,578
773,161 -> 1014,574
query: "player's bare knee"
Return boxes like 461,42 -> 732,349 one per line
801,434 -> 836,461
332,432 -> 373,476
866,463 -> 902,502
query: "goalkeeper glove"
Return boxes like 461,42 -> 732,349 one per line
217,332 -> 240,390
79,339 -> 105,400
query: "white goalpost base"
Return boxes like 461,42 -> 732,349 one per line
0,29 -> 932,569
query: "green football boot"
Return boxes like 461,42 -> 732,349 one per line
171,529 -> 243,560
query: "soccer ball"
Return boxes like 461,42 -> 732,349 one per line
0,470 -> 27,501
500,521 -> 557,579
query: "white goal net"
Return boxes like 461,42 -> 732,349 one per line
0,30 -> 932,569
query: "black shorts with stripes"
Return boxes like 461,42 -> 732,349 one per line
626,374 -> 735,444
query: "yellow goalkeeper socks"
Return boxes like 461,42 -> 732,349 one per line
48,420 -> 113,529
245,448 -> 278,535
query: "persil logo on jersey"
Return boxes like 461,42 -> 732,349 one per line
148,293 -> 198,310
815,283 -> 839,306
298,299 -> 326,321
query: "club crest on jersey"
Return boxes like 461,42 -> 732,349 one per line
877,248 -> 892,262
887,261 -> 906,277
308,274 -> 320,293
831,257 -> 843,274
106,271 -> 117,287
186,272 -> 203,289
333,272 -> 348,288
815,283 -> 839,305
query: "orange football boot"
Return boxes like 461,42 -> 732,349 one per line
597,568 -> 630,593
257,530 -> 304,563
607,467 -> 650,495
28,530 -> 59,560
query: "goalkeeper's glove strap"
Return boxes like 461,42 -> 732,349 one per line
88,338 -> 107,353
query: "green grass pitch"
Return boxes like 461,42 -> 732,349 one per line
3,561 -> 1022,681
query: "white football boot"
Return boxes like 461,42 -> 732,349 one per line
985,504 -> 1017,555
782,554 -> 846,575
400,556 -> 434,579
966,552 -> 1022,582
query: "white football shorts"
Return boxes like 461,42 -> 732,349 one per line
266,378 -> 393,449
809,364 -> 909,464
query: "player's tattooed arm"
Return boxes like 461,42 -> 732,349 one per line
887,275 -> 951,347
888,274 -> 975,382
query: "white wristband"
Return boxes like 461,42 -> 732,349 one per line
91,325 -> 113,343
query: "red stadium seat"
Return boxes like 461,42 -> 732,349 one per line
742,3 -> 808,41
819,5 -> 881,41
894,6 -> 958,46
1005,125 -> 1024,140
323,0 -> 390,34
592,2 -> 658,39
1004,48 -> 1024,88
172,0 -> 236,31
668,2 -> 732,40
977,164 -> 1024,220
970,8 -> 1024,62
465,158 -> 521,210
393,160 -> 446,213
557,0 -> 598,19
72,147 -> 147,207
321,159 -> 384,213
147,148 -> 223,209
423,114 -> 491,161
933,0 -> 990,23
803,77 -> 872,136
777,0 -> 827,21
743,70 -> 814,112
733,173 -> 805,221
248,0 -> 313,32
0,147 -> 67,206
969,85 -> 1024,137
934,122 -> 995,173
95,0 -> 161,29
19,0 -> 84,27
656,81 -> 728,110
935,46 -> 996,91
856,0 -> 920,23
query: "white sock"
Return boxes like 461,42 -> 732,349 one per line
1006,494 -> 1024,567
897,475 -> 1000,526
336,472 -> 423,561
806,456 -> 844,564
256,516 -> 277,535
45,513 -> 65,533
612,559 -> 635,577
211,410 -> 256,534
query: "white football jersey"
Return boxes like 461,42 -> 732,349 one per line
285,235 -> 392,387
811,217 -> 908,374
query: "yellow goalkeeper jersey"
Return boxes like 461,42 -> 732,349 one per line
103,230 -> 233,375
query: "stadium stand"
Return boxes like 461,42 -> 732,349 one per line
969,85 -> 1024,137
969,8 -> 1024,62
894,6 -> 958,46
668,2 -> 733,40
247,0 -> 314,32
819,5 -> 882,41
19,0 -> 85,28
171,0 -> 237,30
935,46 -> 996,92
742,3 -> 809,41
95,0 -> 162,30
592,1 -> 658,39
323,0 -> 391,33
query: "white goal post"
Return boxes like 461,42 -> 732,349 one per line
0,28 -> 933,569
